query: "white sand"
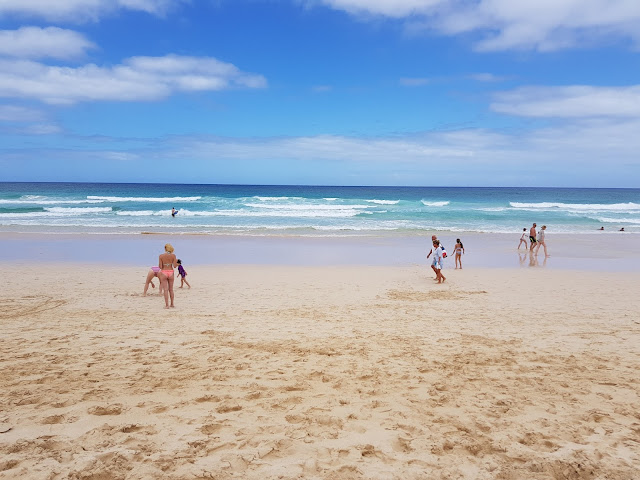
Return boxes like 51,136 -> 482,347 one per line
1,264 -> 639,479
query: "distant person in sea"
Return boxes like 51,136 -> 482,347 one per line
176,259 -> 191,289
453,238 -> 465,269
619,227 -> 625,232
158,243 -> 178,309
534,225 -> 549,257
598,226 -> 604,231
171,207 -> 177,217
432,239 -> 446,283
518,228 -> 528,250
143,266 -> 163,296
529,223 -> 537,251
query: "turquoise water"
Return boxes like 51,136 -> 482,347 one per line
0,183 -> 638,236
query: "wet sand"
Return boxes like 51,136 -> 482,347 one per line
2,231 -> 640,270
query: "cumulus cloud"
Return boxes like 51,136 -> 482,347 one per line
0,54 -> 267,105
0,27 -> 95,60
0,0 -> 185,22
491,85 -> 640,118
315,0 -> 640,52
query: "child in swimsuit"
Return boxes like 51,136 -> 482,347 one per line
453,238 -> 464,269
176,259 -> 191,289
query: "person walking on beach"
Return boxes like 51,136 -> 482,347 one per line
432,239 -> 446,283
529,223 -> 537,252
158,243 -> 177,308
534,225 -> 549,257
453,238 -> 464,269
518,228 -> 528,250
426,235 -> 440,279
143,266 -> 163,296
176,259 -> 191,289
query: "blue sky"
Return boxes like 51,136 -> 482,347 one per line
1,0 -> 639,187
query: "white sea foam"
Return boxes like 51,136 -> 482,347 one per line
253,196 -> 294,201
510,202 -> 640,211
245,203 -> 371,211
116,210 -> 160,216
44,207 -> 112,214
592,216 -> 640,224
476,207 -> 508,212
86,195 -> 201,202
0,199 -> 104,205
366,199 -> 399,205
421,200 -> 450,207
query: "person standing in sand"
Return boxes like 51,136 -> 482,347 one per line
176,259 -> 191,289
432,239 -> 446,283
529,223 -> 537,252
453,238 -> 464,269
534,225 -> 549,257
518,228 -> 528,250
426,235 -> 439,279
158,243 -> 178,308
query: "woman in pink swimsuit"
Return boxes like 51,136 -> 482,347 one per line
158,243 -> 177,308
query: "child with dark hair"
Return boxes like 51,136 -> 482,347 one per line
453,238 -> 465,269
176,259 -> 191,289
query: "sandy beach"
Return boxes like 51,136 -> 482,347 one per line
1,250 -> 639,479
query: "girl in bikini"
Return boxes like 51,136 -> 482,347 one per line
158,243 -> 178,308
453,238 -> 465,269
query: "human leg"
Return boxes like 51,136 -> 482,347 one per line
167,275 -> 175,307
143,270 -> 155,295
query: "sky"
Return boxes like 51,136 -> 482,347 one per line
0,0 -> 639,187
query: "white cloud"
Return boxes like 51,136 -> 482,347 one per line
0,27 -> 95,60
0,54 -> 267,105
317,0 -> 441,18
469,73 -> 509,83
491,85 -> 640,117
21,123 -> 63,135
399,77 -> 430,86
316,0 -> 640,51
0,104 -> 45,122
0,0 -> 185,22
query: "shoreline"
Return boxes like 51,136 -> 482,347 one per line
3,230 -> 640,271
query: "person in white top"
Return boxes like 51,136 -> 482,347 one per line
534,225 -> 549,257
432,239 -> 446,283
518,228 -> 528,250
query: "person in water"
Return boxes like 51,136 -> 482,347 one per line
158,243 -> 178,308
171,207 -> 177,217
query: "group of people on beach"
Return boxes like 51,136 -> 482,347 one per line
143,243 -> 190,308
426,235 -> 465,283
518,222 -> 549,257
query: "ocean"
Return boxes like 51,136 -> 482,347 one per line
0,183 -> 638,236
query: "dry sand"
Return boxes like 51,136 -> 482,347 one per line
1,263 -> 639,479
